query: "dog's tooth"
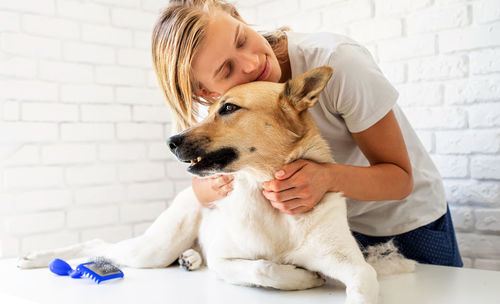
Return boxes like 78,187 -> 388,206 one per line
197,156 -> 202,162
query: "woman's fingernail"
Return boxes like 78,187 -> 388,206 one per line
276,170 -> 285,178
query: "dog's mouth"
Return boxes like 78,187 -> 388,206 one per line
179,147 -> 239,177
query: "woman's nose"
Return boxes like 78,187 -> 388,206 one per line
240,52 -> 259,74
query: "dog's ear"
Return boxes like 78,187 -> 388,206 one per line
280,66 -> 333,112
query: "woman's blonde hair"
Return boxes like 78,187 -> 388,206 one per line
152,0 -> 288,131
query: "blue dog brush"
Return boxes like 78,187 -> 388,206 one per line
49,257 -> 124,284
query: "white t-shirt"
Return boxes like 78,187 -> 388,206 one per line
286,31 -> 447,236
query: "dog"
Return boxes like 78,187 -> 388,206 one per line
18,66 -> 415,304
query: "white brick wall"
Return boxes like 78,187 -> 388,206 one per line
1,0 -> 499,271
0,0 -> 179,258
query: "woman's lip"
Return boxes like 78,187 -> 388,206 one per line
256,56 -> 270,81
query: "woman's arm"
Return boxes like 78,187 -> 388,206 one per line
262,110 -> 414,214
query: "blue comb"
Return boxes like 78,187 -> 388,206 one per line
49,257 -> 124,284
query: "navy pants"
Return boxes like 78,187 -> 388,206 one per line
352,205 -> 463,267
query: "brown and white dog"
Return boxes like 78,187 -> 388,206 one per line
18,67 -> 414,304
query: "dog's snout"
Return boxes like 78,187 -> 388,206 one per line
167,134 -> 184,153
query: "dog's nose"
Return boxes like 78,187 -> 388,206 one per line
167,134 -> 184,153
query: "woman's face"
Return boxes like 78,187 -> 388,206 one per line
192,10 -> 282,98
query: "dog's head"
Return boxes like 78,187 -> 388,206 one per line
168,66 -> 333,177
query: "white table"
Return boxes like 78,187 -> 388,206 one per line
1,258 -> 499,304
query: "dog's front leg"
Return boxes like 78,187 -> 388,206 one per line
207,258 -> 325,290
18,187 -> 202,269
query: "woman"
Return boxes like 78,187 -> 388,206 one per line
152,0 -> 463,267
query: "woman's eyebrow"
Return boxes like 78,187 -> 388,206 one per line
213,24 -> 241,79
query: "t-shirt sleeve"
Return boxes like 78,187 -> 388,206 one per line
322,43 -> 399,133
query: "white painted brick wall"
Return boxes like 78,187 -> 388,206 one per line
1,0 -> 499,271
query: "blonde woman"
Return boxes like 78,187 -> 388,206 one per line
152,0 -> 463,267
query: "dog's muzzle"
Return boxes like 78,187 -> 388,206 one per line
167,134 -> 239,177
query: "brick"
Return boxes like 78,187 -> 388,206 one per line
116,123 -> 163,140
0,236 -> 20,258
120,201 -> 166,223
322,0 -> 372,26
439,22 -> 500,53
22,102 -> 79,122
474,259 -> 500,271
117,48 -> 153,68
22,232 -> 78,254
474,0 -> 500,24
23,14 -> 79,39
61,123 -> 115,142
0,11 -> 20,32
436,130 -> 500,154
450,207 -> 474,232
61,84 -> 114,103
378,35 -> 435,61
127,181 -> 174,201
63,42 -> 115,64
81,105 -> 131,122
257,0 -> 300,20
0,122 -> 58,143
406,5 -> 469,34
444,180 -> 500,206
0,80 -> 58,101
57,1 -> 109,23
99,143 -> 147,161
275,11 -> 321,33
111,8 -> 157,30
81,226 -> 133,243
67,206 -> 119,228
96,66 -> 145,86
8,189 -> 71,212
2,100 -> 20,121
0,57 -> 37,78
0,0 -> 55,15
404,106 -> 466,130
75,184 -> 125,205
118,162 -> 165,182
445,75 -> 500,104
133,105 -> 171,122
66,164 -> 116,186
1,144 -> 39,166
82,24 -> 133,47
133,222 -> 152,236
3,166 -> 64,189
94,0 -> 141,7
396,83 -> 443,107
475,209 -> 500,232
115,87 -> 164,105
349,18 -> 402,43
415,130 -> 434,153
148,142 -> 174,160
166,162 -> 191,180
470,48 -> 500,74
408,55 -> 468,82
374,0 -> 432,16
431,154 -> 468,178
42,144 -> 97,165
133,31 -> 152,49
299,0 -> 343,10
379,62 -> 406,84
5,211 -> 64,235
1,33 -> 61,59
40,61 -> 93,83
457,233 -> 500,259
471,156 -> 500,180
469,103 -> 500,128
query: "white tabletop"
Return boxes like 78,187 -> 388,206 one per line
1,258 -> 499,304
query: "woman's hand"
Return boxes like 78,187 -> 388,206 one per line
262,159 -> 332,215
192,174 -> 234,208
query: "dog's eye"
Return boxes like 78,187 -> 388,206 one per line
218,103 -> 241,115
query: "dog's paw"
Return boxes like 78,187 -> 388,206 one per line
17,252 -> 53,269
178,249 -> 202,271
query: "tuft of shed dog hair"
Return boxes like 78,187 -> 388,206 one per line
362,240 -> 416,277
